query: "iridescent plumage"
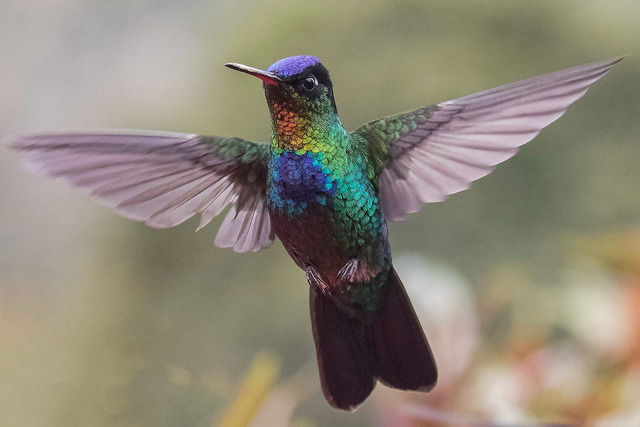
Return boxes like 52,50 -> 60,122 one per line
9,54 -> 624,411
267,55 -> 320,77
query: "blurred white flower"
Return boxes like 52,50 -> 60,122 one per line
560,269 -> 633,359
460,364 -> 533,423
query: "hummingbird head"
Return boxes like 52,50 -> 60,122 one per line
226,56 -> 339,149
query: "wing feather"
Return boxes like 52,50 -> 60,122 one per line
352,57 -> 624,220
10,131 -> 274,252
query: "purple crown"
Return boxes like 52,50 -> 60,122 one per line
267,55 -> 321,78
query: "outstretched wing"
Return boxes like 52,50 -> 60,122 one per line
352,57 -> 624,221
10,131 -> 274,252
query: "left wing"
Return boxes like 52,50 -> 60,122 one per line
10,131 -> 274,252
352,57 -> 624,221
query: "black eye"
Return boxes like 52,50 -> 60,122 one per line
302,75 -> 318,92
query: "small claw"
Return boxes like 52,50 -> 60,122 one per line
337,258 -> 359,284
306,266 -> 330,296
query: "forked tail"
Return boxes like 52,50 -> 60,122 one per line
309,268 -> 437,410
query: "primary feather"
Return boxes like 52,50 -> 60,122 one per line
10,131 -> 273,252
352,56 -> 624,220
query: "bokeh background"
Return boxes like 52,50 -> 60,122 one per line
1,1 -> 639,425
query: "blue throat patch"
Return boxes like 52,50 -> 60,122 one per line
268,151 -> 335,216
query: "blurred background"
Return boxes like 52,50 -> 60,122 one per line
1,0 -> 639,425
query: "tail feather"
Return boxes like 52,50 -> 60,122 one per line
372,269 -> 438,391
309,287 -> 376,411
309,268 -> 438,410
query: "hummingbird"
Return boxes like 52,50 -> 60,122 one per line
10,55 -> 623,410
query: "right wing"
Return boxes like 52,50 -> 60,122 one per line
10,131 -> 274,253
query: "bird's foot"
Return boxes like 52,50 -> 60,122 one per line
337,258 -> 359,285
306,265 -> 330,296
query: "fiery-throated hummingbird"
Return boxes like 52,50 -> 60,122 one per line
10,55 -> 624,410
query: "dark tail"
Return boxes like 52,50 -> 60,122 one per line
309,268 -> 437,411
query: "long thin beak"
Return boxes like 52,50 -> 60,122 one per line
224,63 -> 283,86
